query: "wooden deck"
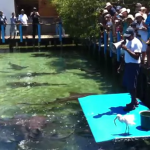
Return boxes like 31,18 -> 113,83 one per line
0,34 -> 72,45
4,34 -> 69,40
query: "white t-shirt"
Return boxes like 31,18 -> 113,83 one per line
18,14 -> 28,26
124,37 -> 142,64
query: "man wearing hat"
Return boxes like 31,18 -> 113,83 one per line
119,8 -> 130,35
30,7 -> 40,40
18,9 -> 28,39
118,27 -> 142,111
105,2 -> 116,17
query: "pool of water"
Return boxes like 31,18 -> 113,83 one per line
0,49 -> 149,150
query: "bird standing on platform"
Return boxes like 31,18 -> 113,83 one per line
114,114 -> 135,134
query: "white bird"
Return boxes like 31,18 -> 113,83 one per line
114,114 -> 135,134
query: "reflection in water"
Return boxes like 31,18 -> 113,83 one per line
8,62 -> 28,70
6,82 -> 67,88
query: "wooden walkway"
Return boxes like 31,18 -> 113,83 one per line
4,34 -> 69,40
0,34 -> 72,45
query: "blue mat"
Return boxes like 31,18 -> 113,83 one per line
78,93 -> 150,143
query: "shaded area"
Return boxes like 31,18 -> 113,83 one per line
6,82 -> 67,88
112,133 -> 132,136
93,106 -> 127,119
8,62 -> 28,70
136,126 -> 150,132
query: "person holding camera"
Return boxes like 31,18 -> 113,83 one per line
30,7 -> 40,39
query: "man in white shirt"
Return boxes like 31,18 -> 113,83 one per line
18,9 -> 28,39
118,27 -> 142,111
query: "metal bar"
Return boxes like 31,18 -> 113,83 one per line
109,31 -> 113,57
104,31 -> 107,55
38,24 -> 41,43
117,32 -> 121,62
1,25 -> 5,43
19,24 -> 23,42
98,37 -> 101,51
59,23 -> 62,42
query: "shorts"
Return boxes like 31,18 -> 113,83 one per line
123,63 -> 140,90
10,26 -> 17,33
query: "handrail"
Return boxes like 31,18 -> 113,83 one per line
0,22 -> 63,43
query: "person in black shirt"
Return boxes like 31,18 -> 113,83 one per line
30,7 -> 40,39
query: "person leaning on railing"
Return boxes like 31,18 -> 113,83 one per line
18,9 -> 28,39
104,2 -> 117,36
0,11 -> 7,39
9,12 -> 17,39
30,7 -> 40,39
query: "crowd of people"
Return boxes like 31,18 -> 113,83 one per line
99,2 -> 150,111
0,7 -> 40,39
99,2 -> 150,68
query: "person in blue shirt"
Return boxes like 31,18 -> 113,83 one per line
0,11 -> 7,39
145,12 -> 150,68
105,2 -> 116,17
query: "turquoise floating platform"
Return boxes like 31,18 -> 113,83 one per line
78,93 -> 150,143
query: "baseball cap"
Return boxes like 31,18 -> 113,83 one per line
21,9 -> 24,12
33,7 -> 37,10
124,27 -> 134,37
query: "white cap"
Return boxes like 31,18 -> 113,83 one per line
105,2 -> 111,8
141,7 -> 146,10
120,8 -> 130,14
126,14 -> 135,21
104,14 -> 111,18
135,13 -> 144,19
103,9 -> 108,14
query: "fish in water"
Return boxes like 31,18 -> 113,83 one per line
17,92 -> 98,105
55,92 -> 98,103
8,62 -> 28,70
7,82 -> 67,88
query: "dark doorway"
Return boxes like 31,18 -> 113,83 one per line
15,0 -> 39,16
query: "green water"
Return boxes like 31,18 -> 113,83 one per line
0,49 -> 149,150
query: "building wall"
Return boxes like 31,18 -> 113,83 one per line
39,0 -> 58,17
0,0 -> 15,35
